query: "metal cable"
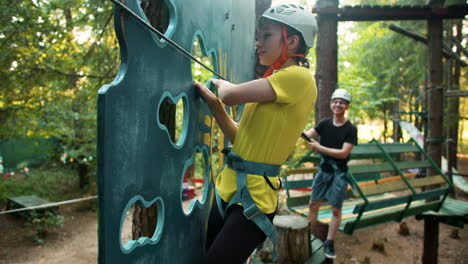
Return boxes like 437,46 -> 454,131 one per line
0,196 -> 98,215
109,0 -> 225,80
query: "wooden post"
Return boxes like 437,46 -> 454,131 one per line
426,19 -> 444,173
422,16 -> 443,264
447,20 -> 462,188
315,0 -> 338,122
274,215 -> 311,264
422,218 -> 439,264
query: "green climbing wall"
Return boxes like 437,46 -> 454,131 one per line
97,0 -> 255,263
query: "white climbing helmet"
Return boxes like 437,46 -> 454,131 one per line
261,4 -> 318,48
331,89 -> 352,103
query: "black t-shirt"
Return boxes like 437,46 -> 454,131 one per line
314,118 -> 357,172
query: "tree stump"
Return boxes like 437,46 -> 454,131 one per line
273,215 -> 311,264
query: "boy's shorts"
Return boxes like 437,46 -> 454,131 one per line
310,168 -> 348,209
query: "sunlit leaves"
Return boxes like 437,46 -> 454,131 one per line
0,0 -> 118,167
338,18 -> 427,123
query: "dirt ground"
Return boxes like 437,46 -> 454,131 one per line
1,158 -> 467,264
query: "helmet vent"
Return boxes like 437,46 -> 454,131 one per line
261,3 -> 318,49
275,6 -> 297,15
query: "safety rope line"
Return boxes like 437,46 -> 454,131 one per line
109,0 -> 226,80
0,196 -> 98,215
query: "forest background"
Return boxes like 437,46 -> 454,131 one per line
0,0 -> 466,259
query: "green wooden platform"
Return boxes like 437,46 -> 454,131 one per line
416,198 -> 468,228
284,139 -> 453,235
6,195 -> 59,217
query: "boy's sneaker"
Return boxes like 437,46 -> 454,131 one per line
323,240 -> 336,259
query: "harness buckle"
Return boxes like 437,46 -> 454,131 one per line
235,161 -> 245,172
227,158 -> 245,172
243,204 -> 261,220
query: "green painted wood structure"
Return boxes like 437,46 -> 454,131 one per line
97,0 -> 255,263
6,195 -> 59,218
416,198 -> 468,228
0,137 -> 61,170
284,139 -> 465,235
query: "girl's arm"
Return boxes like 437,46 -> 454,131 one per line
212,78 -> 276,106
194,81 -> 238,143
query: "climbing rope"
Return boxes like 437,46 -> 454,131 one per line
109,0 -> 226,80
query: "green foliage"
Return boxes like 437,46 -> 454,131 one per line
24,210 -> 64,244
0,165 -> 89,243
338,19 -> 427,127
0,137 -> 61,169
191,37 -> 215,85
1,0 -> 466,192
0,166 -> 79,202
0,0 -> 119,172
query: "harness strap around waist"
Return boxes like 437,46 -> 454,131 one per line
226,152 -> 280,177
216,151 -> 280,260
320,157 -> 340,172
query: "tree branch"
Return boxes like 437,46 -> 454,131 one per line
33,66 -> 115,79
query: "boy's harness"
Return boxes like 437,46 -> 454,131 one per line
319,156 -> 340,173
215,151 -> 281,260
319,157 -> 345,184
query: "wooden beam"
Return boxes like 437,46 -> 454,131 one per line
445,90 -> 468,97
312,5 -> 468,21
389,24 -> 467,67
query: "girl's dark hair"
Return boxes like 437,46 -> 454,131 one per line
285,25 -> 310,69
257,18 -> 310,68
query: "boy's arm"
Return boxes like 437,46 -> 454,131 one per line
304,127 -> 319,140
309,141 -> 354,160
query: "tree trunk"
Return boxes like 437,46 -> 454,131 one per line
315,0 -> 338,122
132,0 -> 173,240
77,162 -> 89,189
383,107 -> 388,142
447,20 -> 461,173
393,95 -> 402,143
64,7 -> 90,189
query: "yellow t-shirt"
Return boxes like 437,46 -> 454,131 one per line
216,65 -> 317,214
